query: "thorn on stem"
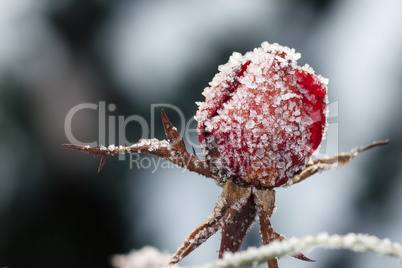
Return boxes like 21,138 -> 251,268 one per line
98,156 -> 108,173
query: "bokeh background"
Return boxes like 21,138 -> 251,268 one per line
0,0 -> 401,267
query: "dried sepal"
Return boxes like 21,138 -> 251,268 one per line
63,111 -> 227,183
253,188 -> 314,268
253,188 -> 279,268
161,109 -> 187,154
219,194 -> 256,258
291,139 -> 389,185
169,181 -> 252,264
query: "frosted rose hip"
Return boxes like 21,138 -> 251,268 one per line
196,42 -> 328,188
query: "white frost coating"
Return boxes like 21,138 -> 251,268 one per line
201,233 -> 402,268
111,246 -> 171,268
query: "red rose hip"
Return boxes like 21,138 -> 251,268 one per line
196,42 -> 328,188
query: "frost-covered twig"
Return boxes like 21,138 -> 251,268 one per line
201,233 -> 402,268
111,246 -> 172,268
111,233 -> 402,268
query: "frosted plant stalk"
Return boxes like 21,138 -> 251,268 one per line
201,232 -> 402,268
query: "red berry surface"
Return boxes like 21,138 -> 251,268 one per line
196,42 -> 328,187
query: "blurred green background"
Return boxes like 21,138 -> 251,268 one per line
0,0 -> 401,267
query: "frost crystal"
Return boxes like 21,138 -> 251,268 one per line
111,246 -> 170,268
108,144 -> 116,151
